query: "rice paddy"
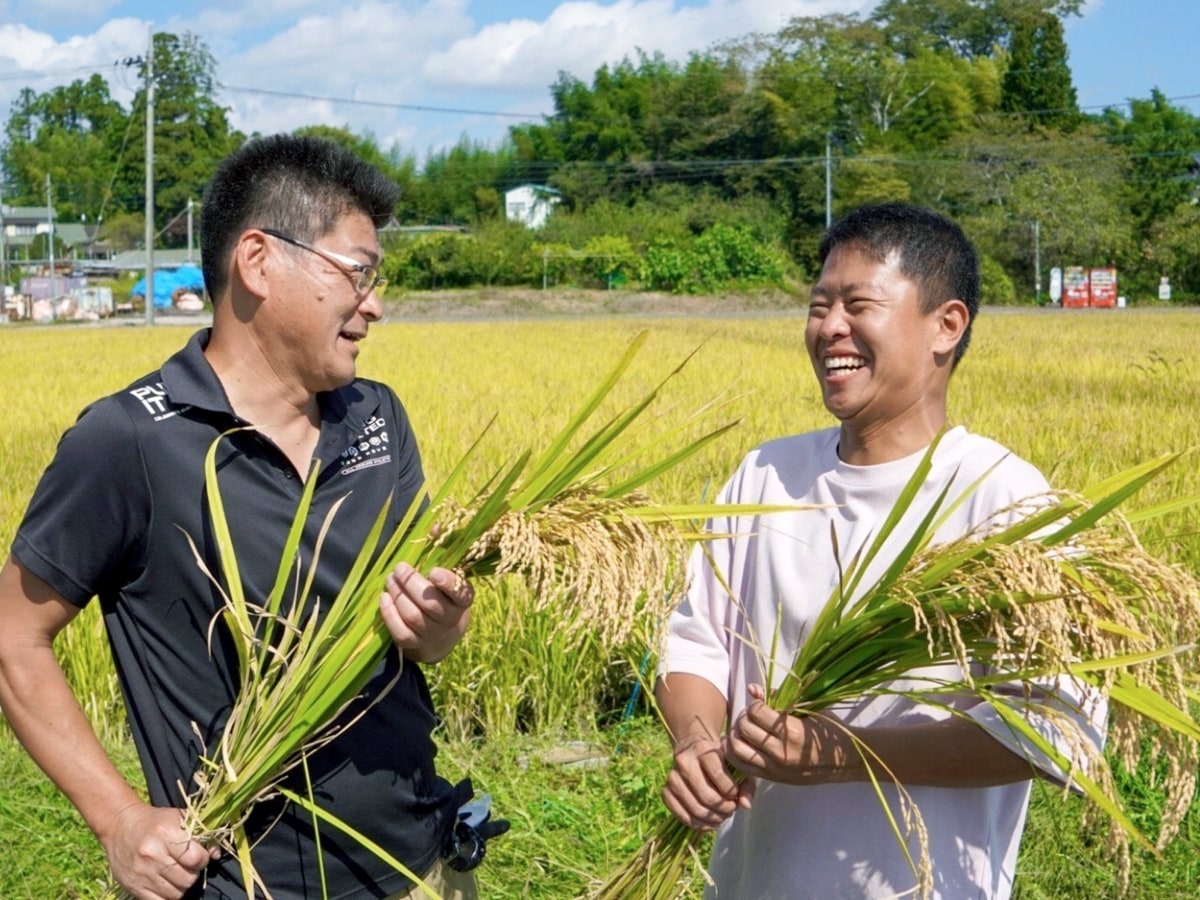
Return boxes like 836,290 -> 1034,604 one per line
1,307 -> 1199,898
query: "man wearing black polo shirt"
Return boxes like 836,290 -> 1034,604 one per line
0,135 -> 481,899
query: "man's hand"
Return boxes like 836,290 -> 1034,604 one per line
723,683 -> 857,786
662,731 -> 753,831
103,802 -> 218,900
380,563 -> 474,663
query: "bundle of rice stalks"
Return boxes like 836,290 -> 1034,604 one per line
591,440 -> 1200,900
148,332 -> 795,898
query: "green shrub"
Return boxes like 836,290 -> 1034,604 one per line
383,232 -> 464,289
640,224 -> 788,293
580,235 -> 639,289
639,240 -> 695,292
981,254 -> 1018,305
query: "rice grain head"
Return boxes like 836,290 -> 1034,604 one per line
441,489 -> 684,649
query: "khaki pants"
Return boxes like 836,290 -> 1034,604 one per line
387,860 -> 479,900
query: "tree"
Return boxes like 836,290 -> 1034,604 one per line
510,50 -> 756,205
999,12 -> 1079,129
910,122 -> 1131,297
878,50 -> 1005,152
870,0 -> 1085,59
2,75 -> 125,220
1102,90 -> 1200,234
409,137 -> 516,225
1098,89 -> 1200,295
1148,204 -> 1200,300
117,32 -> 243,245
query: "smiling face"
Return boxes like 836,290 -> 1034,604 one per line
267,210 -> 385,395
806,243 -> 966,463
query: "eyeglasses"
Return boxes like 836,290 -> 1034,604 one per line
261,228 -> 387,295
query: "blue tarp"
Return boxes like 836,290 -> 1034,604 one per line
131,264 -> 205,309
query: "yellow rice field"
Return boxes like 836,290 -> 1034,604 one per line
5,310 -> 1197,559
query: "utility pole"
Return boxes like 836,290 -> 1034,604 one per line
186,198 -> 194,263
0,189 -> 7,318
46,173 -> 56,307
144,27 -> 156,326
1033,219 -> 1042,305
825,133 -> 833,229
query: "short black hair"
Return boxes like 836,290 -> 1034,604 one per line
199,133 -> 400,302
818,201 -> 980,364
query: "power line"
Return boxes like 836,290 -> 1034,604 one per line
0,64 -> 113,82
2,54 -> 1195,134
217,83 -> 546,121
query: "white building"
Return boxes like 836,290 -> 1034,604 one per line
504,184 -> 561,230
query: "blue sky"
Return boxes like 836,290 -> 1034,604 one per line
0,0 -> 1195,157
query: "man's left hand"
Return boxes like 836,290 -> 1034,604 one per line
380,563 -> 474,663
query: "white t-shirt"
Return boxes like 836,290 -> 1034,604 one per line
664,426 -> 1104,899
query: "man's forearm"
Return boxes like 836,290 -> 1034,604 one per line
656,672 -> 728,749
0,562 -> 145,848
0,641 -> 145,844
846,716 -> 1038,788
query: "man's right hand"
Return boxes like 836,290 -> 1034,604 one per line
661,732 -> 753,831
104,802 -> 218,900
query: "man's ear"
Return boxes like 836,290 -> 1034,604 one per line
932,299 -> 970,356
232,230 -> 272,301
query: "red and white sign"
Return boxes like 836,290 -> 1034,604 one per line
1089,268 -> 1118,308
1062,266 -> 1090,308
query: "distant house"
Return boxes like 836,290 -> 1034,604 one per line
0,205 -> 110,265
504,184 -> 561,230
0,205 -> 53,260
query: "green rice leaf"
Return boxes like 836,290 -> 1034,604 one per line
987,698 -> 1156,855
1042,452 -> 1184,546
277,787 -> 442,900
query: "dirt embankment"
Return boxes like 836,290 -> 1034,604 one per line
382,286 -> 806,320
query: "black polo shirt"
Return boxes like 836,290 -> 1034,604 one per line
13,329 -> 458,899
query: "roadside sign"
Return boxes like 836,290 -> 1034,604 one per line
1049,267 -> 1062,303
1063,266 -> 1089,308
1090,268 -> 1118,308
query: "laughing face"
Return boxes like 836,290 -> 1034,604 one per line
806,243 -> 965,462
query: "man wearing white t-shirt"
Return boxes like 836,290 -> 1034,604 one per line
658,202 -> 1103,899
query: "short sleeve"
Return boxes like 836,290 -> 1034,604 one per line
384,387 -> 426,509
11,398 -> 151,607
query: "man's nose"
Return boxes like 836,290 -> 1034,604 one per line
359,288 -> 384,322
817,303 -> 850,340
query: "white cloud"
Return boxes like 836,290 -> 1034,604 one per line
0,19 -> 149,110
0,24 -> 59,69
224,3 -> 467,99
0,18 -> 146,69
423,0 -> 870,92
216,0 -> 481,148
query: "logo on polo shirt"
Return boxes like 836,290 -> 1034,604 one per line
339,414 -> 392,475
130,382 -> 180,422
